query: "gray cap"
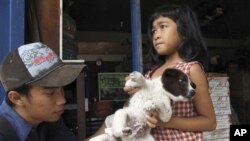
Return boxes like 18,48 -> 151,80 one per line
0,42 -> 85,91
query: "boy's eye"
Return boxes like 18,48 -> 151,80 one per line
44,87 -> 63,96
45,91 -> 54,95
44,89 -> 56,95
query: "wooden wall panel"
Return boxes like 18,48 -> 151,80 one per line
35,0 -> 60,54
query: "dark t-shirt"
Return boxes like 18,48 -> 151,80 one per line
0,119 -> 77,141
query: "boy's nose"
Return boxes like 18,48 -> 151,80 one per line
56,88 -> 66,105
58,94 -> 66,105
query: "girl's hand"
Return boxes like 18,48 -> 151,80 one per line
146,110 -> 164,128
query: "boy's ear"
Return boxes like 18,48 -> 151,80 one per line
7,91 -> 25,106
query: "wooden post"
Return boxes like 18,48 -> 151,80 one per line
35,0 -> 60,54
76,70 -> 86,140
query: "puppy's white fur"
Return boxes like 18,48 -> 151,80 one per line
90,70 -> 194,141
112,71 -> 187,141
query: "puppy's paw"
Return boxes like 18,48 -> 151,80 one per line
159,111 -> 172,122
125,71 -> 145,87
122,127 -> 132,136
89,134 -> 117,141
113,127 -> 132,138
113,128 -> 124,138
158,107 -> 172,122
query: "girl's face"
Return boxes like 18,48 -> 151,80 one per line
152,16 -> 182,56
19,86 -> 66,126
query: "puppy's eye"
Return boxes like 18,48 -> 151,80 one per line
179,79 -> 186,84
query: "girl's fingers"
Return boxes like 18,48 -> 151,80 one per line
146,120 -> 157,128
146,112 -> 159,128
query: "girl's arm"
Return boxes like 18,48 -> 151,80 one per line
147,63 -> 217,131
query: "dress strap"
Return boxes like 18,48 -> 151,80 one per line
173,61 -> 203,76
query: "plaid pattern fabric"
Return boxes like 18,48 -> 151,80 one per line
146,61 -> 203,141
152,127 -> 202,141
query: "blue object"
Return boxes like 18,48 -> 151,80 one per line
0,0 -> 25,102
130,0 -> 143,73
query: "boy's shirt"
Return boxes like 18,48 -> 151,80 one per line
0,98 -> 31,141
0,98 -> 77,141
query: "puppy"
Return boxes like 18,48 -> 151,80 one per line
112,68 -> 196,141
89,68 -> 196,141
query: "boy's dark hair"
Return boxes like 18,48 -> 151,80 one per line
6,85 -> 31,106
147,4 -> 208,71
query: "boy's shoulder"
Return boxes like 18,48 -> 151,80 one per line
0,115 -> 19,141
0,135 -> 7,141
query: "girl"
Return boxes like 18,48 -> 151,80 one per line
86,4 -> 216,141
132,4 -> 216,140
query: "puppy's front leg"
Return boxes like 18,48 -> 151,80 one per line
159,103 -> 172,122
112,108 -> 128,137
158,96 -> 172,122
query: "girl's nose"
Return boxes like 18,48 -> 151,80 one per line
153,31 -> 160,41
154,36 -> 160,40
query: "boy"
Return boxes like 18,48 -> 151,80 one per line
0,42 -> 85,141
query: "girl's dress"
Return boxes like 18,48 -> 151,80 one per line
146,61 -> 203,141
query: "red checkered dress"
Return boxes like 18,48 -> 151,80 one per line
145,61 -> 203,141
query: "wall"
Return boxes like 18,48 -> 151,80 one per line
0,0 -> 25,102
76,31 -> 243,47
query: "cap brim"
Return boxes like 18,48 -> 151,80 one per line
28,64 -> 86,87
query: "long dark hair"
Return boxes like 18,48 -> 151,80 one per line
147,4 -> 208,70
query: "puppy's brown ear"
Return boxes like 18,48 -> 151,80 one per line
7,91 -> 25,106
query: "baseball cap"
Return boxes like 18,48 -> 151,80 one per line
0,42 -> 85,91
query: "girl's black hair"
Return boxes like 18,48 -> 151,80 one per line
147,4 -> 208,71
5,85 -> 31,106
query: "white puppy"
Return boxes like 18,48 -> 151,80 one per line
90,68 -> 196,141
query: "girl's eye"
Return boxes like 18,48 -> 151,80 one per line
151,29 -> 156,34
160,24 -> 168,29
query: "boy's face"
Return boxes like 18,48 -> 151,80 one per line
152,16 -> 182,56
17,86 -> 66,126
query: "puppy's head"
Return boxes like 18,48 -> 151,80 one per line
161,68 -> 196,101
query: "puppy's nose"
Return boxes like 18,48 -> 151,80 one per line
188,90 -> 196,99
